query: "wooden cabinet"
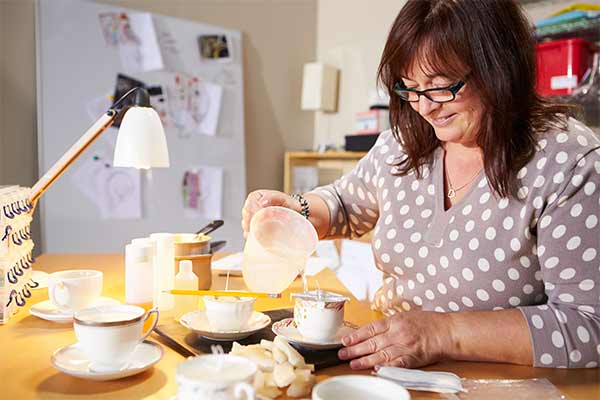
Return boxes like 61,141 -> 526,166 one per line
283,151 -> 367,194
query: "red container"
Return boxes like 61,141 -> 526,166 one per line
536,38 -> 597,96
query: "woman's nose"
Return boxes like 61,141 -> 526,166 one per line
417,95 -> 441,116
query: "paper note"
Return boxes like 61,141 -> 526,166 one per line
182,166 -> 223,220
166,74 -> 223,137
198,34 -> 233,63
99,12 -> 165,73
70,131 -> 141,220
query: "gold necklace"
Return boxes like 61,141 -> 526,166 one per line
446,167 -> 482,199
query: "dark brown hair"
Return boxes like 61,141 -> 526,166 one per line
377,0 -> 575,197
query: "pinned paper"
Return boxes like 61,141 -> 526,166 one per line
71,132 -> 141,220
98,12 -> 165,73
198,34 -> 233,63
182,166 -> 223,219
167,73 -> 223,136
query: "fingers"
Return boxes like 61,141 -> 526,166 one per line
341,317 -> 390,347
338,332 -> 391,361
241,190 -> 295,236
348,345 -> 407,370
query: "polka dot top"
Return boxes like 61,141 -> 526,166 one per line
311,118 -> 600,369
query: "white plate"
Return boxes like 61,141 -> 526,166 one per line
271,318 -> 358,350
313,375 -> 411,400
29,297 -> 120,323
179,310 -> 271,341
51,340 -> 163,381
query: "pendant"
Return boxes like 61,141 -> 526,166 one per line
447,188 -> 456,199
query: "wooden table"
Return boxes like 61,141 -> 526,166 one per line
1,254 -> 598,399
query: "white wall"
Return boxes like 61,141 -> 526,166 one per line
313,0 -> 599,147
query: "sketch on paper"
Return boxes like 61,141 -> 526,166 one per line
98,12 -> 139,47
197,34 -> 232,63
182,166 -> 223,219
166,73 -> 223,137
97,12 -> 164,73
70,132 -> 141,220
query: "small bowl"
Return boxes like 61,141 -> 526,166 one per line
203,296 -> 255,332
312,375 -> 410,400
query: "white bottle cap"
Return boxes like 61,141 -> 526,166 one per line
179,260 -> 193,273
150,232 -> 174,248
126,243 -> 154,263
131,237 -> 156,255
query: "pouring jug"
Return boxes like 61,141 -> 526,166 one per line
242,206 -> 318,293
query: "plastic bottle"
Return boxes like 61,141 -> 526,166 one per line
150,233 -> 175,311
174,260 -> 199,318
125,242 -> 154,307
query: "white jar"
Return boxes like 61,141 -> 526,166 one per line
125,242 -> 154,305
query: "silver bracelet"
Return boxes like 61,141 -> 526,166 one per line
292,193 -> 310,219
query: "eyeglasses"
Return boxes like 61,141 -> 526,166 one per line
393,80 -> 465,103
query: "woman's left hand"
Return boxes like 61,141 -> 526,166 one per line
338,311 -> 454,369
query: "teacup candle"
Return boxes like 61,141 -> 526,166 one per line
292,290 -> 349,342
203,296 -> 255,332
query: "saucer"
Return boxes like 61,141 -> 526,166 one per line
179,310 -> 271,341
51,340 -> 163,381
29,297 -> 120,323
271,318 -> 358,350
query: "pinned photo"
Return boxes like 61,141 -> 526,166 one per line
197,34 -> 232,62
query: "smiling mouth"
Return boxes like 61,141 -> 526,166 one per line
431,113 -> 457,126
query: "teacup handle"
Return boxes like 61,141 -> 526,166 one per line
48,281 -> 70,309
140,307 -> 159,341
233,382 -> 255,400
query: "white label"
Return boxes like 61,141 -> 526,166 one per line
550,75 -> 578,90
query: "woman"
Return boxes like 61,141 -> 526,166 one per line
242,0 -> 600,369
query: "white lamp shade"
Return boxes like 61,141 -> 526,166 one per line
113,106 -> 170,168
301,62 -> 339,112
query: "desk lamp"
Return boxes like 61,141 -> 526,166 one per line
30,86 -> 169,205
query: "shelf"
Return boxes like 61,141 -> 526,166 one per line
535,18 -> 600,43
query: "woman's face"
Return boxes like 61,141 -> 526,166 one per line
402,63 -> 484,147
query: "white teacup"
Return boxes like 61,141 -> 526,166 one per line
293,290 -> 349,342
48,269 -> 103,313
176,354 -> 256,400
73,305 -> 159,372
203,296 -> 255,332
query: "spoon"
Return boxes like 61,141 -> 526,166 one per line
195,220 -> 224,238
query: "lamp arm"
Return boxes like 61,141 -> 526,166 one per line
29,86 -> 149,208
29,110 -> 117,206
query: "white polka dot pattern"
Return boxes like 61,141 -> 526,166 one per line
310,120 -> 600,369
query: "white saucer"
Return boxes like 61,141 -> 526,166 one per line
29,297 -> 120,323
179,310 -> 271,341
51,340 -> 163,381
272,318 -> 358,350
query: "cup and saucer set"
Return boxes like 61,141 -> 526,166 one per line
179,296 -> 272,341
29,269 -> 163,380
29,269 -> 120,323
272,290 -> 358,350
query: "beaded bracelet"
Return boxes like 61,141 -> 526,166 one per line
292,193 -> 310,219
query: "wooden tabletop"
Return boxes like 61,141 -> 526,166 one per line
1,253 -> 598,399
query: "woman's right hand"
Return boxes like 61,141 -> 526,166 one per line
241,190 -> 300,237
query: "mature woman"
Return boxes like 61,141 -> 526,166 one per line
242,0 -> 599,369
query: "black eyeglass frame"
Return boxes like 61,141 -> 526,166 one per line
393,80 -> 466,103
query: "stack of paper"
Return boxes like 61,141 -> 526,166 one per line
0,186 -> 36,324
